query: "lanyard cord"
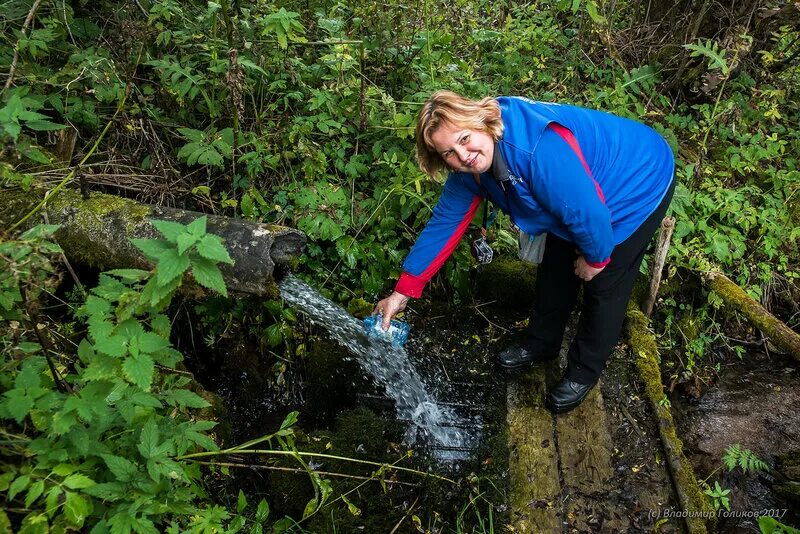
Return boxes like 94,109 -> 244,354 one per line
472,173 -> 495,237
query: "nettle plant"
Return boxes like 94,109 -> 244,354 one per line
0,217 -> 274,532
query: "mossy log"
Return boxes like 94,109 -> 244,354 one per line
703,270 -> 800,361
626,305 -> 716,534
0,187 -> 306,296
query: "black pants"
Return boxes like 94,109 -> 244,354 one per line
524,179 -> 675,384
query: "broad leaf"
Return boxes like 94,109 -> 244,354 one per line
156,248 -> 190,286
131,238 -> 172,262
151,220 -> 187,244
63,473 -> 96,490
191,258 -> 227,296
196,235 -> 233,264
122,352 -> 155,390
102,454 -> 138,482
166,389 -> 210,408
138,418 -> 160,458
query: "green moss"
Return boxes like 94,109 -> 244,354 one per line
475,256 -> 537,310
346,298 -> 373,319
44,190 -> 153,269
706,272 -> 800,358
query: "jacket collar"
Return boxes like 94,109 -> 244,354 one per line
490,142 -> 512,182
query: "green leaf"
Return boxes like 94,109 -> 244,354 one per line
137,332 -> 169,354
191,257 -> 227,296
264,323 -> 283,347
165,389 -> 210,408
16,356 -> 46,388
4,389 -> 34,423
8,474 -> 31,500
82,482 -> 126,501
94,334 -> 128,358
51,464 -> 77,476
177,233 -> 198,255
187,216 -> 207,237
20,224 -> 61,239
138,418 -> 160,458
82,295 -> 111,320
45,487 -> 61,518
177,127 -> 205,142
156,247 -> 190,286
237,490 -> 247,514
106,269 -> 150,282
255,498 -> 270,523
25,480 -> 45,507
64,491 -> 90,526
63,473 -> 96,489
123,352 -> 155,390
196,235 -> 233,264
151,220 -> 187,243
102,454 -> 138,482
150,314 -> 171,337
131,238 -> 172,262
26,119 -> 66,131
280,411 -> 298,430
341,494 -> 361,516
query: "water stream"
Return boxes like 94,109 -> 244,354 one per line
278,275 -> 478,460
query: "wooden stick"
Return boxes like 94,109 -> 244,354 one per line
3,0 -> 44,93
643,216 -> 675,317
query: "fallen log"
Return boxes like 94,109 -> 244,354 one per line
701,270 -> 800,361
626,305 -> 716,534
0,187 -> 306,296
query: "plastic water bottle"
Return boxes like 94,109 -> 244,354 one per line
362,314 -> 410,346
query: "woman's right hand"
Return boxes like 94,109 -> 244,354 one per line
373,291 -> 410,330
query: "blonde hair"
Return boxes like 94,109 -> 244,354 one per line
415,90 -> 504,177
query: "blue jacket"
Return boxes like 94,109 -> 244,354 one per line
396,96 -> 675,298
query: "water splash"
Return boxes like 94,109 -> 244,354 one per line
278,275 -> 478,460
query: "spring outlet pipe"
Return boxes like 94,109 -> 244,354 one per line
0,187 -> 306,296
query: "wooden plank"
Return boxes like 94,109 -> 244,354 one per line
555,383 -> 614,493
507,368 -> 561,533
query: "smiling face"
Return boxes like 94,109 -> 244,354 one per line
429,120 -> 495,174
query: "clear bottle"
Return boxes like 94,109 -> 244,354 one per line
362,314 -> 410,346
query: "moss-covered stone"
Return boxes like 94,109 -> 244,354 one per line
475,256 -> 537,310
626,304 -> 716,534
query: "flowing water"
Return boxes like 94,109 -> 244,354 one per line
278,275 -> 479,460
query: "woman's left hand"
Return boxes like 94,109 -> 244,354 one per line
574,255 -> 605,282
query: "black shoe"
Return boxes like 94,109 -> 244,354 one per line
498,345 -> 556,372
545,377 -> 595,413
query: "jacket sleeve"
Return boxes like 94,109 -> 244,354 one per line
395,173 -> 482,298
530,126 -> 613,266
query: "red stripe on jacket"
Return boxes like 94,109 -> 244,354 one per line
548,123 -> 611,268
396,195 -> 482,297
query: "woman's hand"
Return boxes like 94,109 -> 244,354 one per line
373,291 -> 410,330
574,255 -> 605,282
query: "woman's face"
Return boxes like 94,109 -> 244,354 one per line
430,121 -> 494,174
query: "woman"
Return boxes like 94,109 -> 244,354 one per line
375,91 -> 675,413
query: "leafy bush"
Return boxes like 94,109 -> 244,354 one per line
0,220 -> 241,532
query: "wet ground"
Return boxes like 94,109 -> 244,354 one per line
180,275 -> 799,532
671,348 -> 800,532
